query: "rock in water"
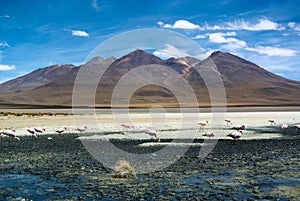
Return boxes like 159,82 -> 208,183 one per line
112,160 -> 136,179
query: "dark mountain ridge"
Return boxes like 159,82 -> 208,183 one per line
0,50 -> 299,107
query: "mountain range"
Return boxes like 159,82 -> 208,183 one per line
0,50 -> 299,108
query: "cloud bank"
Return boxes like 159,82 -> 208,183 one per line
158,19 -> 297,57
158,18 -> 284,31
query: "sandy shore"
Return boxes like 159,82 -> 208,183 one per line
0,108 -> 299,141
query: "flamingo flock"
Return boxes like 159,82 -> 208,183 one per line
0,126 -> 87,142
200,118 -> 299,141
0,118 -> 299,143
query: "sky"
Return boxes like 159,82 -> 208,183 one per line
0,0 -> 300,83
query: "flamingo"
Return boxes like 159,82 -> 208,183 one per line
227,130 -> 243,140
225,119 -> 232,125
34,127 -> 45,134
145,130 -> 160,142
1,130 -> 20,141
55,127 -> 67,135
75,126 -> 87,132
268,119 -> 276,126
202,132 -> 215,139
281,124 -> 288,133
294,124 -> 300,134
121,123 -> 134,134
27,128 -> 38,139
231,125 -> 245,130
198,120 -> 208,130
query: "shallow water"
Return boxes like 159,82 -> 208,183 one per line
0,134 -> 299,200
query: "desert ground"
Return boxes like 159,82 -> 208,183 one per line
0,107 -> 299,200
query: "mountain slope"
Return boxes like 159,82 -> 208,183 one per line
0,64 -> 75,93
204,51 -> 300,105
0,50 -> 299,107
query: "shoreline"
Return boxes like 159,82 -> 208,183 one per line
0,108 -> 299,141
0,106 -> 300,114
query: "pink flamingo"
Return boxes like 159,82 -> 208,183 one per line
34,127 -> 45,134
121,123 -> 134,134
75,126 -> 87,132
145,130 -> 160,142
268,119 -> 276,126
231,125 -> 245,130
1,130 -> 20,141
27,128 -> 38,139
55,127 -> 67,135
202,132 -> 215,139
198,120 -> 208,130
227,130 -> 243,140
281,124 -> 288,133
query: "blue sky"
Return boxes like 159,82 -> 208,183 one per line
0,0 -> 300,83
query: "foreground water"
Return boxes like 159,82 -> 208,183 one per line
0,133 -> 299,201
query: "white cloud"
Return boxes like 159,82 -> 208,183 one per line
205,32 -> 295,57
228,19 -> 284,31
216,19 -> 284,31
246,46 -> 296,57
192,34 -> 208,39
208,32 -> 236,43
173,20 -> 200,29
158,20 -> 200,29
153,44 -> 208,60
0,41 -> 10,48
159,18 -> 284,31
157,21 -> 164,26
288,22 -> 295,28
0,64 -> 16,71
208,32 -> 247,50
153,44 -> 190,59
288,22 -> 300,31
91,0 -> 100,11
71,30 -> 89,37
222,39 -> 247,50
163,24 -> 173,28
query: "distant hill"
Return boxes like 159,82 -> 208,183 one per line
0,64 -> 75,93
0,50 -> 299,108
